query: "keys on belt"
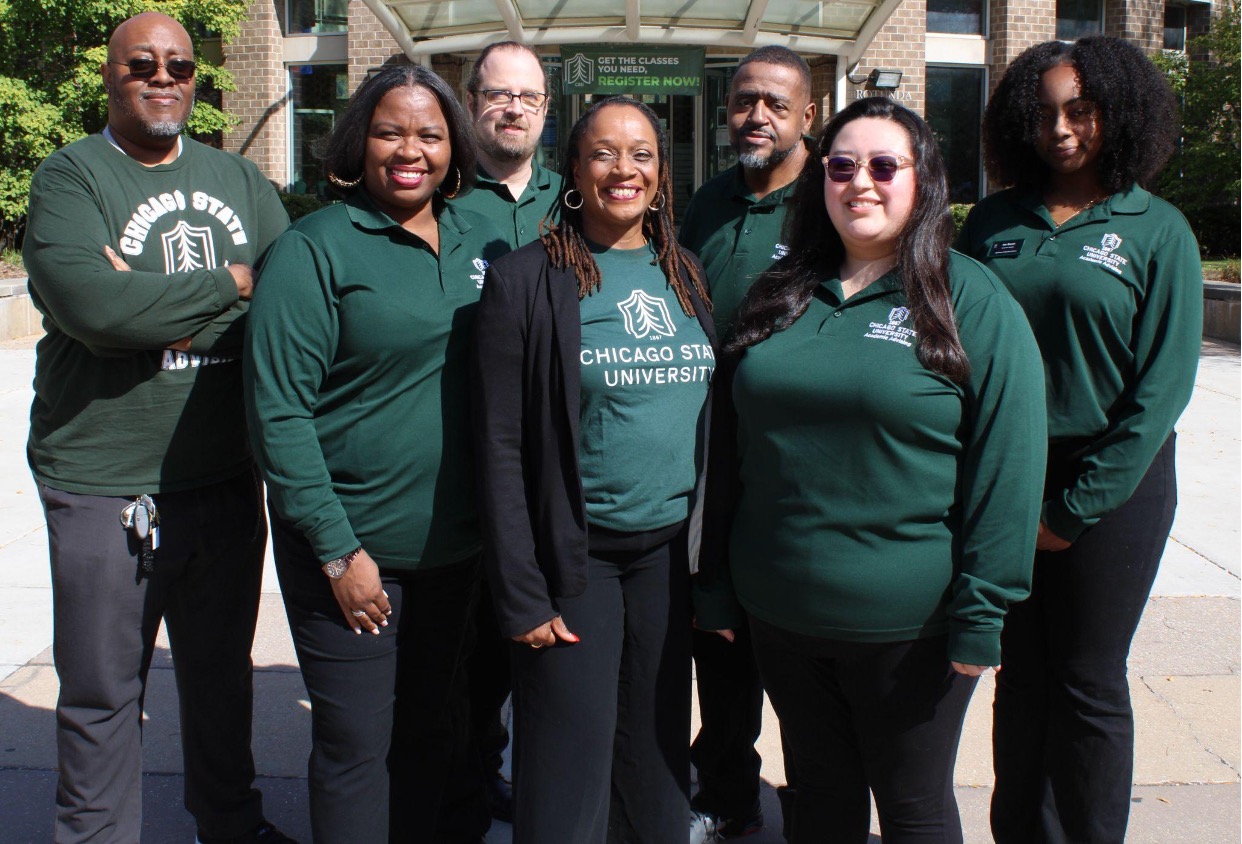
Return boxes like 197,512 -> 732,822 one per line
120,494 -> 160,574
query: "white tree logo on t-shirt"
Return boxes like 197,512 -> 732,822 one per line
161,221 -> 217,273
617,290 -> 677,340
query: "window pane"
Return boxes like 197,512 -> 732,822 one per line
289,64 -> 349,194
926,66 -> 984,203
1056,0 -> 1102,40
927,0 -> 983,34
287,0 -> 348,34
1164,5 -> 1187,50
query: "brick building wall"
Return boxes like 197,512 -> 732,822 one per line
808,56 -> 840,130
848,0 -> 928,114
1105,0 -> 1164,51
222,0 -> 288,181
348,1 -> 404,91
987,0 -> 1056,94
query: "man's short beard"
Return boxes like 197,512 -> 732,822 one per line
146,118 -> 188,137
737,140 -> 794,171
480,132 -> 538,163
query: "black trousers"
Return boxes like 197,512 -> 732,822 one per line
991,436 -> 1177,844
467,581 -> 511,775
690,619 -> 765,815
41,470 -> 267,844
272,515 -> 487,844
751,621 -> 977,844
509,536 -> 692,844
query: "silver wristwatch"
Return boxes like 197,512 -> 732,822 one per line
322,547 -> 362,579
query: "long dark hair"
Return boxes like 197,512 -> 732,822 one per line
321,64 -> 477,199
729,97 -> 968,384
982,36 -> 1179,192
541,96 -> 709,317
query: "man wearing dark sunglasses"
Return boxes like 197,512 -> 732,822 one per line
22,11 -> 293,844
679,44 -> 816,844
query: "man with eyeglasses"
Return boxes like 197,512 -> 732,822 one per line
679,45 -> 816,844
449,40 -> 561,826
22,12 -> 292,844
454,41 -> 561,251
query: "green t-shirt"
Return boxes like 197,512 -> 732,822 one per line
678,158 -> 802,338
449,161 -> 561,251
24,133 -> 290,495
245,193 -> 509,569
956,185 -> 1202,540
578,243 -> 715,533
705,253 -> 1046,667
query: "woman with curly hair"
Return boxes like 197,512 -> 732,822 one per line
696,96 -> 1046,843
471,95 -> 713,843
957,35 -> 1203,843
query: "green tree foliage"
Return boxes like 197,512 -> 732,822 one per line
0,0 -> 248,248
1156,0 -> 1241,257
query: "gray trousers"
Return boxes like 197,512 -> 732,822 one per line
40,469 -> 267,843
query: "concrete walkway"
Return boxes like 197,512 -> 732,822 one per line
0,336 -> 1237,843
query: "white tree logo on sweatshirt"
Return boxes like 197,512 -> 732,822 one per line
161,221 -> 217,273
617,290 -> 677,340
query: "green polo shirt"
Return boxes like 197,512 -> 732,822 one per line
245,192 -> 509,570
577,243 -> 715,533
678,153 -> 804,337
450,160 -> 561,250
700,253 -> 1046,667
956,184 -> 1202,541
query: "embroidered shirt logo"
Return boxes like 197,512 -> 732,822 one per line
471,257 -> 488,289
161,221 -> 216,273
771,243 -> 790,261
863,305 -> 916,348
1078,232 -> 1129,275
617,290 -> 677,340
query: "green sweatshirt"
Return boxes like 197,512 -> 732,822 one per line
678,156 -> 802,337
244,193 -> 508,569
578,243 -> 715,532
449,160 -> 561,251
698,253 -> 1046,667
956,185 -> 1202,541
23,133 -> 289,495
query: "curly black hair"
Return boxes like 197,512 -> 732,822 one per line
983,35 -> 1179,192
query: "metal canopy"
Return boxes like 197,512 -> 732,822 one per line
361,0 -> 903,63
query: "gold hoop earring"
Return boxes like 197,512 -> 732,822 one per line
442,167 -> 462,200
327,171 -> 362,189
563,188 -> 584,210
647,191 -> 666,212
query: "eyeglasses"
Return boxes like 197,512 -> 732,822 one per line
477,89 -> 548,111
109,57 -> 197,80
822,155 -> 913,183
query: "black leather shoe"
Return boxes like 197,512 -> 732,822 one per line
197,820 -> 299,844
485,772 -> 514,823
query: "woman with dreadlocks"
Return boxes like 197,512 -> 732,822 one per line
471,96 -> 714,843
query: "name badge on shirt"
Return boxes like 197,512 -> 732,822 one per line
988,239 -> 1024,258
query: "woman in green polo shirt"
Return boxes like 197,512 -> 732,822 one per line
244,65 -> 507,843
957,36 -> 1202,844
696,97 -> 1045,843
472,96 -> 714,844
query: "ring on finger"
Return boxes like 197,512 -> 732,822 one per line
350,610 -> 367,618
531,643 -> 543,649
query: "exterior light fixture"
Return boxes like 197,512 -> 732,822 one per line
869,68 -> 903,90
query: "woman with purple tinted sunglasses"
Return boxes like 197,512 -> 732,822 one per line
695,96 -> 1046,843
